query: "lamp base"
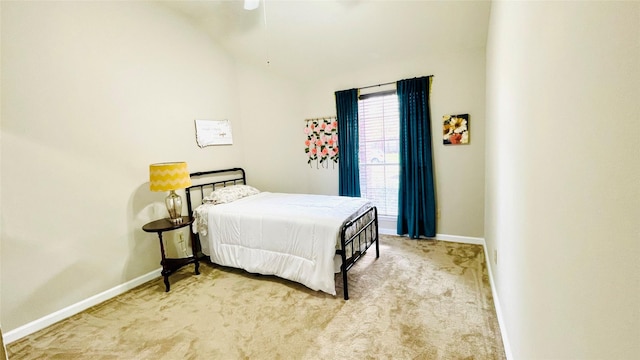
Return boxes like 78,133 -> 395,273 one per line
165,190 -> 183,224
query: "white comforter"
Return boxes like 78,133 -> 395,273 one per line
193,192 -> 372,296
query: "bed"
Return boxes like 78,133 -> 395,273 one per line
185,168 -> 379,300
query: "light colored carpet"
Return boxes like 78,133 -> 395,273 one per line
8,235 -> 505,359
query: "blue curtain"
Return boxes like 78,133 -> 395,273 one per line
397,77 -> 436,238
335,89 -> 360,197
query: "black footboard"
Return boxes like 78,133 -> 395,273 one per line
337,206 -> 379,300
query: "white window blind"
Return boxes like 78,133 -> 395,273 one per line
358,91 -> 399,216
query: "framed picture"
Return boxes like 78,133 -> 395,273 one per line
194,119 -> 233,147
443,114 -> 469,145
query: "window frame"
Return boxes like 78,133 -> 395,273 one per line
357,89 -> 400,217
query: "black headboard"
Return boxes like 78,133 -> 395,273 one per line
185,167 -> 247,216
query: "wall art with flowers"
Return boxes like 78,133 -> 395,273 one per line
304,117 -> 339,168
443,114 -> 470,145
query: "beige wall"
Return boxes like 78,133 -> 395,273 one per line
0,1 -> 243,331
4,1 -> 638,354
235,61 -> 311,194
485,1 -> 640,358
299,49 -> 487,238
0,0 -> 491,338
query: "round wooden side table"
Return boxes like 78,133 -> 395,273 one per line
142,216 -> 199,292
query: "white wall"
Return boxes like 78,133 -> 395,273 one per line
0,1 -> 243,331
485,1 -> 640,358
300,49 -> 487,238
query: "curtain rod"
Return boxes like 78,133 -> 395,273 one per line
358,75 -> 434,90
359,81 -> 395,90
304,116 -> 336,122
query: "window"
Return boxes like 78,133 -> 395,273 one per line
358,91 -> 399,216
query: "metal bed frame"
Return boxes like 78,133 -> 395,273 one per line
185,167 -> 379,300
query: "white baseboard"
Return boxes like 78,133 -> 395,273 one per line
4,268 -> 161,344
379,226 -> 484,245
431,233 -> 484,245
379,227 -> 398,236
482,244 -> 514,360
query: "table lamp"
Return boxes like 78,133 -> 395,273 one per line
149,162 -> 192,224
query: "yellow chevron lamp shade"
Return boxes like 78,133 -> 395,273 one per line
149,162 -> 192,192
149,162 -> 192,224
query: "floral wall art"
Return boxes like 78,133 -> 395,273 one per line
443,114 -> 470,145
304,117 -> 339,168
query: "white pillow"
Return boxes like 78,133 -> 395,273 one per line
203,185 -> 260,204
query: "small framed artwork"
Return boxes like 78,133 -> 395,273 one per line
443,114 -> 469,145
194,119 -> 233,147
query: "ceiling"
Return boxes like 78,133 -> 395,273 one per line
160,0 -> 491,83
